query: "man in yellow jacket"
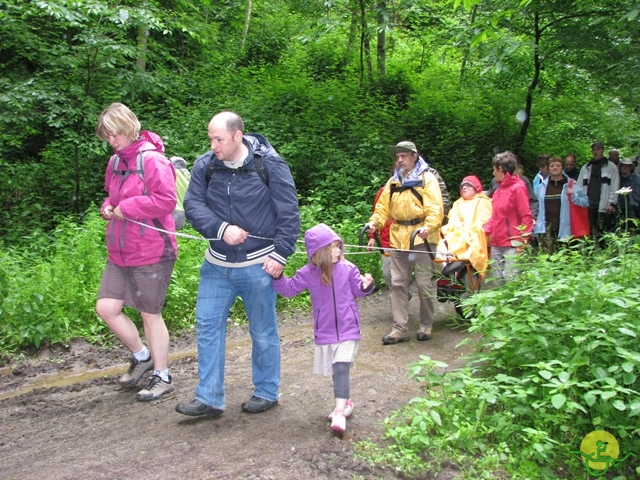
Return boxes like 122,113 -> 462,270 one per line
366,141 -> 444,345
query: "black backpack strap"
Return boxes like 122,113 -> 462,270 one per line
254,154 -> 269,186
389,184 -> 423,205
205,154 -> 269,186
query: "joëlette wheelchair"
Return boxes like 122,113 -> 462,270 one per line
410,230 -> 483,318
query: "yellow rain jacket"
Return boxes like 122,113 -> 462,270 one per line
437,193 -> 492,275
369,162 -> 444,250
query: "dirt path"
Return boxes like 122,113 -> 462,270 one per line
0,291 -> 473,480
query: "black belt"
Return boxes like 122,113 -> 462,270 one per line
396,217 -> 425,226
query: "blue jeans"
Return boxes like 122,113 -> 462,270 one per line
194,261 -> 280,409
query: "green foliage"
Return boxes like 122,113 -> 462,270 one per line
3,0 -> 640,248
359,236 -> 640,478
0,210 -> 107,352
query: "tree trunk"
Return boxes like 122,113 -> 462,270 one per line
135,24 -> 148,72
515,12 -> 541,157
359,0 -> 374,85
345,2 -> 359,66
459,4 -> 478,82
241,0 -> 252,50
376,0 -> 386,77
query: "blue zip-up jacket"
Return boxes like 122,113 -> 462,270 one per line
273,223 -> 374,345
534,175 -> 589,238
184,134 -> 300,265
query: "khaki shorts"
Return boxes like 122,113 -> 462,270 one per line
98,260 -> 175,314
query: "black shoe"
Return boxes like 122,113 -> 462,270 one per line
175,399 -> 223,417
241,396 -> 278,413
416,332 -> 432,341
382,334 -> 410,345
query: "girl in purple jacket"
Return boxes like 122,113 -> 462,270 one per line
273,223 -> 375,433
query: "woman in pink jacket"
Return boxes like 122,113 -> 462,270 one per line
483,151 -> 534,286
95,103 -> 178,402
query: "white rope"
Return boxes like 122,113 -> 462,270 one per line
125,217 -> 273,242
124,217 -> 436,256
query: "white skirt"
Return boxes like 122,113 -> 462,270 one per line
313,340 -> 359,377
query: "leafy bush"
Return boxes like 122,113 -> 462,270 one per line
0,210 -> 107,353
359,235 -> 640,478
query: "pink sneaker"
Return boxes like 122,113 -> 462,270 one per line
328,399 -> 354,421
331,412 -> 346,433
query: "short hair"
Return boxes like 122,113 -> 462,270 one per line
549,156 -> 564,168
214,111 -> 245,135
536,154 -> 551,168
96,103 -> 141,142
565,153 -> 576,162
492,151 -> 518,175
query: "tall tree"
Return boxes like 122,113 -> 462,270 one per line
376,0 -> 387,76
456,0 -> 640,155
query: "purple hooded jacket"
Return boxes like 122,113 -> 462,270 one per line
101,130 -> 178,267
273,223 -> 374,345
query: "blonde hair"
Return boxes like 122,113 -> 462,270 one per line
96,103 -> 141,143
310,241 -> 343,286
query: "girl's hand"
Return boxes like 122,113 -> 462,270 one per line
263,258 -> 284,278
361,273 -> 374,290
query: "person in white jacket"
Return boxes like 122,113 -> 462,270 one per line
577,141 -> 619,240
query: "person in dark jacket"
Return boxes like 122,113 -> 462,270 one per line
484,151 -> 534,286
175,111 -> 300,417
618,157 -> 640,228
273,223 -> 374,433
564,153 -> 579,181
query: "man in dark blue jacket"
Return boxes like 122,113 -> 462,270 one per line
618,157 -> 640,227
176,111 -> 300,417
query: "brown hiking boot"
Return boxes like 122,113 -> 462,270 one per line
382,331 -> 410,345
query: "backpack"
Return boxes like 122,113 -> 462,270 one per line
389,168 -> 450,214
111,152 -> 191,230
169,156 -> 192,229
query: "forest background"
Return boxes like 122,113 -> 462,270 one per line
2,0 -> 640,246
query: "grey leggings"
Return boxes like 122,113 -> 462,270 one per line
333,362 -> 351,399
